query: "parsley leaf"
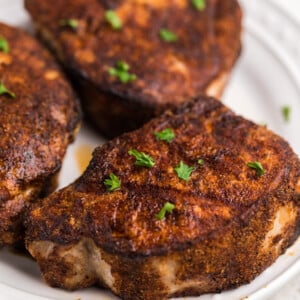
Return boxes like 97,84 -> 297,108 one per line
116,60 -> 129,71
159,29 -> 178,42
198,159 -> 204,166
281,106 -> 291,122
108,60 -> 137,83
59,19 -> 79,30
154,128 -> 175,142
156,202 -> 175,220
128,149 -> 155,168
0,82 -> 15,98
105,10 -> 122,30
0,37 -> 9,53
247,161 -> 265,176
174,161 -> 195,181
104,173 -> 121,192
191,0 -> 206,11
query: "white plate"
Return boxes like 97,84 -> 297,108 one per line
0,0 -> 299,299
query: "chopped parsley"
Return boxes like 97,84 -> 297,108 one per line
116,60 -> 129,71
108,60 -> 137,83
59,18 -> 79,30
105,10 -> 122,30
0,37 -> 9,53
198,159 -> 204,166
154,128 -> 175,142
128,149 -> 155,168
247,161 -> 265,176
0,82 -> 15,98
281,105 -> 291,122
156,202 -> 175,220
191,0 -> 206,11
159,29 -> 178,42
104,173 -> 121,192
174,161 -> 195,181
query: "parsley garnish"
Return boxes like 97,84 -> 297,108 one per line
0,82 -> 15,98
198,159 -> 204,166
281,106 -> 291,122
104,173 -> 121,192
247,161 -> 265,176
59,19 -> 79,30
108,61 -> 137,83
116,60 -> 129,71
191,0 -> 206,11
159,29 -> 178,42
156,202 -> 175,220
128,149 -> 155,168
105,10 -> 122,30
174,161 -> 195,181
0,37 -> 9,53
154,128 -> 175,142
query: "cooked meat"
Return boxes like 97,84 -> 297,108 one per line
0,23 -> 81,246
25,0 -> 242,138
25,96 -> 300,299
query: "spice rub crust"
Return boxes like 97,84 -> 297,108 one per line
25,0 -> 242,137
0,23 -> 81,246
26,96 -> 300,299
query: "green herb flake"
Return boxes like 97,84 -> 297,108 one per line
281,105 -> 291,122
105,10 -> 122,30
174,161 -> 195,181
59,18 -> 79,30
0,82 -> 15,98
104,173 -> 121,192
116,60 -> 130,71
247,161 -> 265,176
159,29 -> 178,42
156,202 -> 175,220
198,159 -> 204,166
128,149 -> 155,168
108,60 -> 137,83
154,128 -> 175,142
191,0 -> 206,11
0,37 -> 9,53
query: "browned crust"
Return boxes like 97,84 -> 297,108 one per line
26,96 -> 300,256
25,96 -> 300,299
114,200 -> 299,299
0,23 -> 81,246
25,0 -> 242,138
27,203 -> 299,299
205,0 -> 243,97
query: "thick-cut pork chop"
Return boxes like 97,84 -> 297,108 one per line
26,96 -> 300,299
25,0 -> 242,138
0,23 -> 80,246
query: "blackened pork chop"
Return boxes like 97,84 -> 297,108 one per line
0,23 -> 80,246
25,0 -> 242,138
25,96 -> 300,299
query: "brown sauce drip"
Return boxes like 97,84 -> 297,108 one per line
75,144 -> 94,173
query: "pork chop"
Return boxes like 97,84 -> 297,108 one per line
0,23 -> 81,246
25,96 -> 300,299
25,0 -> 242,138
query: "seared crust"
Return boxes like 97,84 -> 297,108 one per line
205,0 -> 242,96
0,23 -> 81,246
26,97 -> 300,299
25,0 -> 242,138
